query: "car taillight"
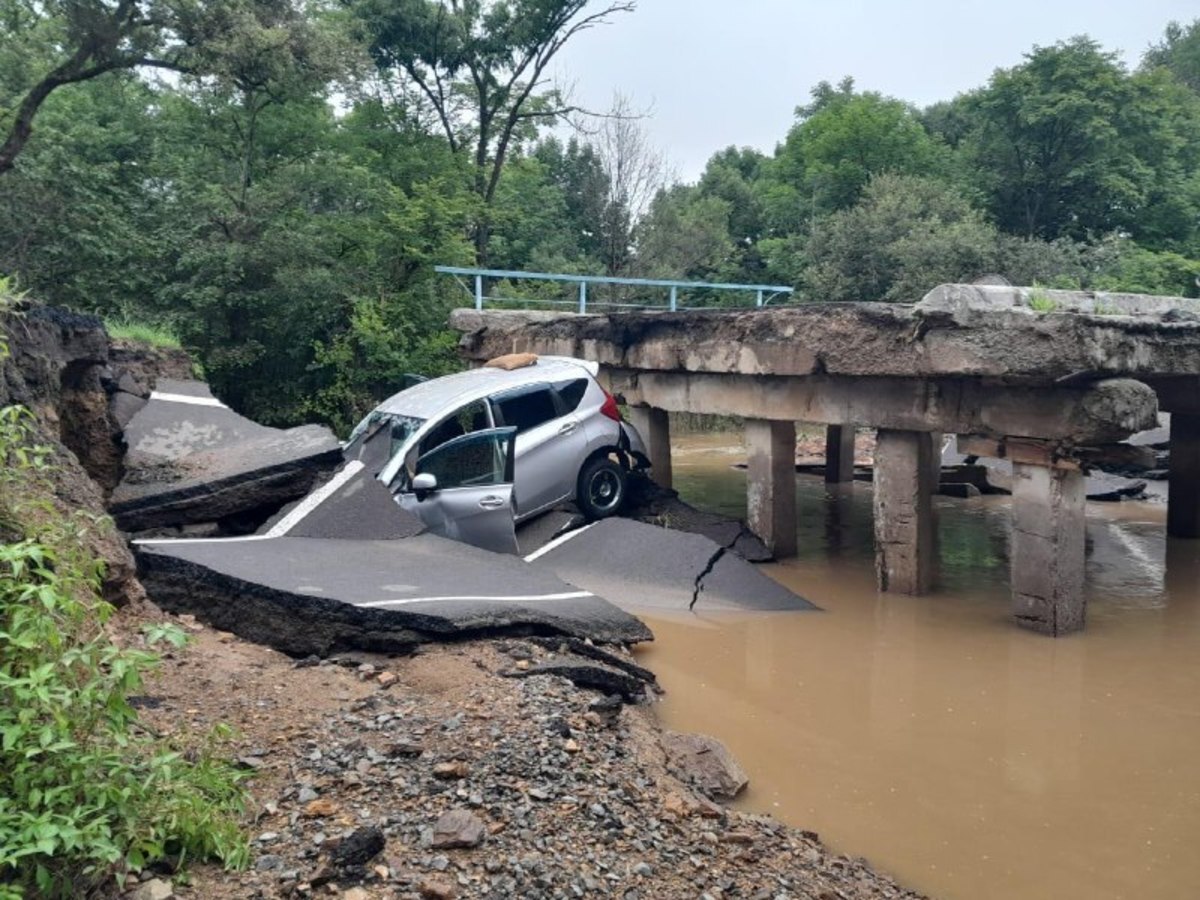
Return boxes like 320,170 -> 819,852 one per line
600,390 -> 622,422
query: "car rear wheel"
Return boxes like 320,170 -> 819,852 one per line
577,456 -> 626,520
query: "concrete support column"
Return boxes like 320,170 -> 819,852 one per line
627,406 -> 672,490
824,424 -> 856,484
928,432 -> 944,489
873,430 -> 937,594
1010,462 -> 1087,635
1168,413 -> 1200,539
745,419 -> 797,559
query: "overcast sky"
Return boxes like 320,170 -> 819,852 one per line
552,0 -> 1198,182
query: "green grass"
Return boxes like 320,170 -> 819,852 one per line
105,319 -> 182,349
1027,289 -> 1060,313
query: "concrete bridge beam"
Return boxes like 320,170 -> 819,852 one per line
1168,413 -> 1200,539
745,419 -> 797,559
824,424 -> 856,484
873,430 -> 938,594
1010,462 -> 1087,635
627,406 -> 673,490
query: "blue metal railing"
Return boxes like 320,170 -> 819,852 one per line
434,266 -> 794,313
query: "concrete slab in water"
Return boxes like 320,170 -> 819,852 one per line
136,533 -> 652,656
110,379 -> 342,531
528,518 -> 816,612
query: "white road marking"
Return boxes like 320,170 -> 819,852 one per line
359,590 -> 595,608
265,460 -> 365,537
522,522 -> 597,562
149,391 -> 227,408
134,534 -> 273,545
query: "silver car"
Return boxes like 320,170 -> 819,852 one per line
345,356 -> 650,553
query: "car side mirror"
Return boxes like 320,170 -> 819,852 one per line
412,472 -> 438,500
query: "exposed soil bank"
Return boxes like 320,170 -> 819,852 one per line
121,612 -> 924,900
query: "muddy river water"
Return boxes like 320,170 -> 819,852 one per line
632,433 -> 1200,900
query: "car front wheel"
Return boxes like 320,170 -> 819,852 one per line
577,456 -> 626,520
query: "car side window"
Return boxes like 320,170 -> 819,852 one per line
554,378 -> 589,413
491,386 -> 559,434
416,430 -> 513,490
418,400 -> 491,459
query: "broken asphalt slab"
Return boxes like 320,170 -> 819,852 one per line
526,518 -> 817,613
109,378 -> 342,532
263,459 -> 426,541
135,532 -> 653,657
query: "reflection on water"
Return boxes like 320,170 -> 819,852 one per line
636,434 -> 1200,900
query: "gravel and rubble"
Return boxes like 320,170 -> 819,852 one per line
124,614 -> 924,900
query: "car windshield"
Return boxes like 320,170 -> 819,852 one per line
345,412 -> 425,461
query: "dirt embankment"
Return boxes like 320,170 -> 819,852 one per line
1,304 -> 148,605
129,621 -> 923,900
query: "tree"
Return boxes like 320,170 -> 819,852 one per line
804,174 -> 1000,302
0,0 -> 250,175
591,92 -> 665,275
346,0 -> 635,260
1144,19 -> 1200,94
761,77 -> 944,231
634,185 -> 733,281
962,37 -> 1150,240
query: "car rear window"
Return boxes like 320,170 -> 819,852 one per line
493,387 -> 558,433
554,378 -> 589,413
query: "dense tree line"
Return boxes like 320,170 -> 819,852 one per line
3,3 -> 1200,428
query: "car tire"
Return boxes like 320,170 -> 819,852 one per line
577,456 -> 626,520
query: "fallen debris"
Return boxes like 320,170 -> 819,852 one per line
110,379 -> 342,533
132,627 -> 923,899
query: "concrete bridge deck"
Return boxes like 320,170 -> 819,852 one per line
452,283 -> 1200,636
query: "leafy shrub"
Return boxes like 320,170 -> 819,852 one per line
0,305 -> 248,897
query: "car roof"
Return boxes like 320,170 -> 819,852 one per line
374,356 -> 597,420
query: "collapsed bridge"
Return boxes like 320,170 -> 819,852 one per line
452,282 -> 1200,636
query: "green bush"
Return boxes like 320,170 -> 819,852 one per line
0,329 -> 248,896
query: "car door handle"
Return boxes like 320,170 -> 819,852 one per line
478,495 -> 507,510
558,421 -> 577,436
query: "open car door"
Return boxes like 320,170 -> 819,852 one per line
396,426 -> 518,555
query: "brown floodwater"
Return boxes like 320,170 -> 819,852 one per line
632,433 -> 1200,900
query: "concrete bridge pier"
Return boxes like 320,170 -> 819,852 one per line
1010,461 -> 1087,635
746,419 -> 798,558
824,424 -> 856,483
873,430 -> 938,594
627,406 -> 673,490
1167,413 -> 1200,539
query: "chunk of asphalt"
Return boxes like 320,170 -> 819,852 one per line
110,379 -> 342,531
135,533 -> 652,657
528,517 -> 817,612
268,463 -> 426,540
527,635 -> 658,686
503,656 -> 654,701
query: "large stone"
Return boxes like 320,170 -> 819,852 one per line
330,825 -> 385,867
130,879 -> 174,900
660,731 -> 749,801
431,809 -> 485,849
